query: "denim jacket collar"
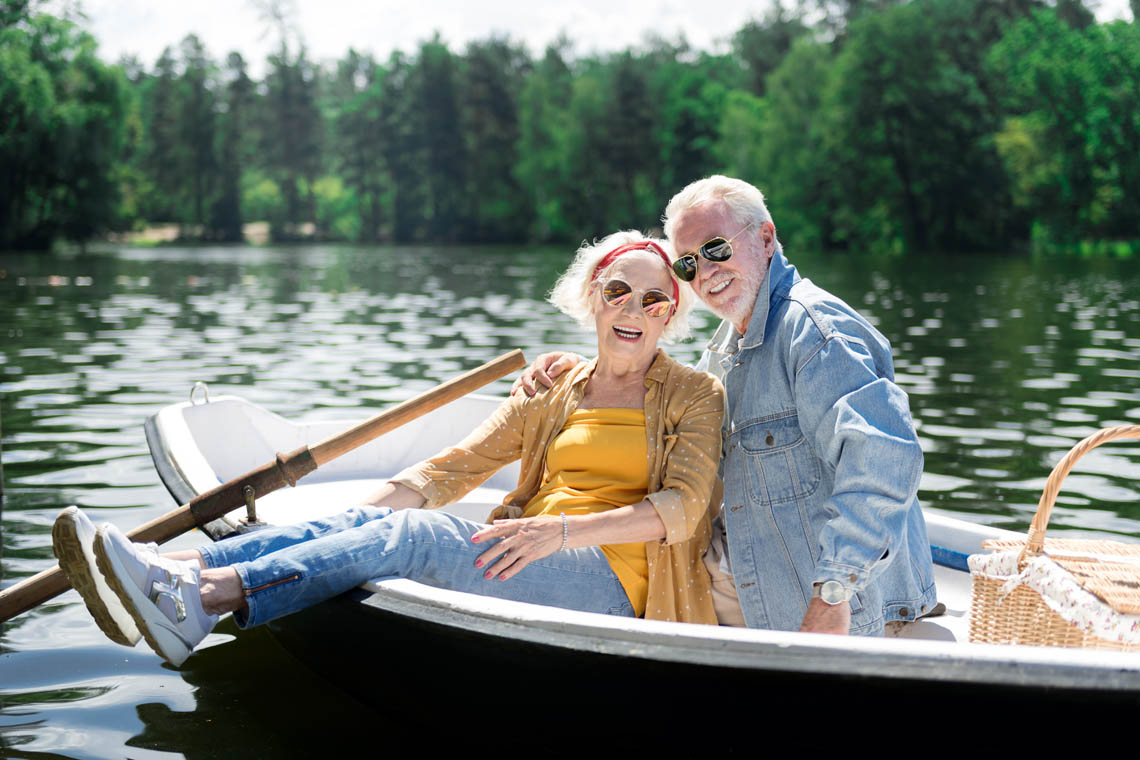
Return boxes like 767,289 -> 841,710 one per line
706,245 -> 798,355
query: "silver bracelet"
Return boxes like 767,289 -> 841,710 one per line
560,512 -> 569,551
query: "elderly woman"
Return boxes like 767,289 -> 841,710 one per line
54,231 -> 725,667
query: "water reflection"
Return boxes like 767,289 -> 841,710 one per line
1,244 -> 1139,756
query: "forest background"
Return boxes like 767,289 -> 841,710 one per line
2,0 -> 1139,255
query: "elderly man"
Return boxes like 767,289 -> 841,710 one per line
520,176 -> 936,635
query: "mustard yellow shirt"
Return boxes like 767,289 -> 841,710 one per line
391,349 -> 725,625
522,407 -> 650,616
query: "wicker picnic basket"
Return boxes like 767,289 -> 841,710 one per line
968,425 -> 1140,650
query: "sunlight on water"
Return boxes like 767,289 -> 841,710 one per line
2,244 -> 1139,755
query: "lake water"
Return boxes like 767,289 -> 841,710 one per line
2,243 -> 1139,756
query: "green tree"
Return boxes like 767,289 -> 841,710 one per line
461,37 -> 530,242
139,47 -> 185,223
1,0 -> 35,28
822,0 -> 1012,251
178,34 -> 218,231
1054,0 -> 1095,29
0,14 -> 128,249
562,53 -> 659,233
375,51 -> 423,241
114,54 -> 149,229
412,37 -> 467,241
723,38 -> 839,249
516,41 -> 575,241
648,43 -> 737,204
213,52 -> 255,241
605,53 -> 658,228
732,3 -> 810,96
992,10 -> 1140,240
263,44 -> 323,237
813,0 -> 904,36
328,50 -> 382,241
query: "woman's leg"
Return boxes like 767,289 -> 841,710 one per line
136,507 -> 398,623
230,508 -> 634,628
195,505 -> 391,569
198,566 -> 247,616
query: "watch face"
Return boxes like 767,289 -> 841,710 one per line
820,580 -> 847,605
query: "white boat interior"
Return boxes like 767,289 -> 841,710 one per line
146,393 -> 1140,692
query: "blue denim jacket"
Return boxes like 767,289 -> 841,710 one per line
698,246 -> 936,635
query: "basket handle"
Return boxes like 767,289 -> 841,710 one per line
1023,424 -> 1140,558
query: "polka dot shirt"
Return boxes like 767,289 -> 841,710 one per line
391,350 -> 725,624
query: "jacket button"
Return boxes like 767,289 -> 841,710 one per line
730,505 -> 743,512
899,607 -> 910,617
848,573 -> 857,583
740,582 -> 755,588
765,432 -> 774,446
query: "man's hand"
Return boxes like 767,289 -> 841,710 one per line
510,352 -> 584,396
799,597 -> 851,635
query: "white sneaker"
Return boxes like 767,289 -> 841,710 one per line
52,506 -> 142,647
94,523 -> 218,667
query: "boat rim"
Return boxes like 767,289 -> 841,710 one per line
144,395 -> 1140,695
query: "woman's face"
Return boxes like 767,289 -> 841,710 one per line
591,254 -> 674,366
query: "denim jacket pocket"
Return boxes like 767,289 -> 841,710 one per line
738,413 -> 821,506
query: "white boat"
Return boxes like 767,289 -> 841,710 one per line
144,391 -> 1140,733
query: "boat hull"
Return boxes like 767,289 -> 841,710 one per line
265,585 -> 1140,735
146,393 -> 1140,732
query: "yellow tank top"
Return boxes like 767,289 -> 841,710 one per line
522,408 -> 650,616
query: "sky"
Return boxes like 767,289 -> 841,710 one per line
70,0 -> 1137,75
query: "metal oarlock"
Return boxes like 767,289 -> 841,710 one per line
190,382 -> 210,406
240,485 -> 266,528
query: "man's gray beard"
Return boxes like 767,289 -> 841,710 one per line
705,266 -> 766,331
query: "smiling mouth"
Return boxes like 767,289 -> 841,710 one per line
707,278 -> 732,296
613,326 -> 642,341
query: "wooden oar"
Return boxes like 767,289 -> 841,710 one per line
0,349 -> 526,624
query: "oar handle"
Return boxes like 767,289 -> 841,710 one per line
310,349 -> 526,465
0,349 -> 526,624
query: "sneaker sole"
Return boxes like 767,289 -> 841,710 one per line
93,527 -> 195,667
52,508 -> 141,647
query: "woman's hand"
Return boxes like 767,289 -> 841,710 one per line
471,516 -> 564,581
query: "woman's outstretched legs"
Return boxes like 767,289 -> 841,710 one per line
65,505 -> 634,666
199,506 -> 634,628
161,506 -> 404,618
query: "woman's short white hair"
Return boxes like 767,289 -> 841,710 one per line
548,230 -> 695,343
662,175 -> 776,245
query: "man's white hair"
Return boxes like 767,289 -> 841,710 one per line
662,175 -> 776,248
548,229 -> 695,343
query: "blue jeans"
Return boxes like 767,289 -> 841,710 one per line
196,506 -> 636,628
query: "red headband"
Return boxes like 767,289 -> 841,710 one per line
591,241 -> 680,311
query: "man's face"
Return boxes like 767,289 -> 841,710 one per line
669,202 -> 774,332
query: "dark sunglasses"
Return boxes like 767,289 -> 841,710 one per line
601,278 -> 674,319
671,222 -> 755,282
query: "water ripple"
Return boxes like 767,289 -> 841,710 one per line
3,245 -> 1140,754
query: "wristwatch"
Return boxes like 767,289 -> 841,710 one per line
812,580 -> 852,605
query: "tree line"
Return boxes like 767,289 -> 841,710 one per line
2,0 -> 1138,253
